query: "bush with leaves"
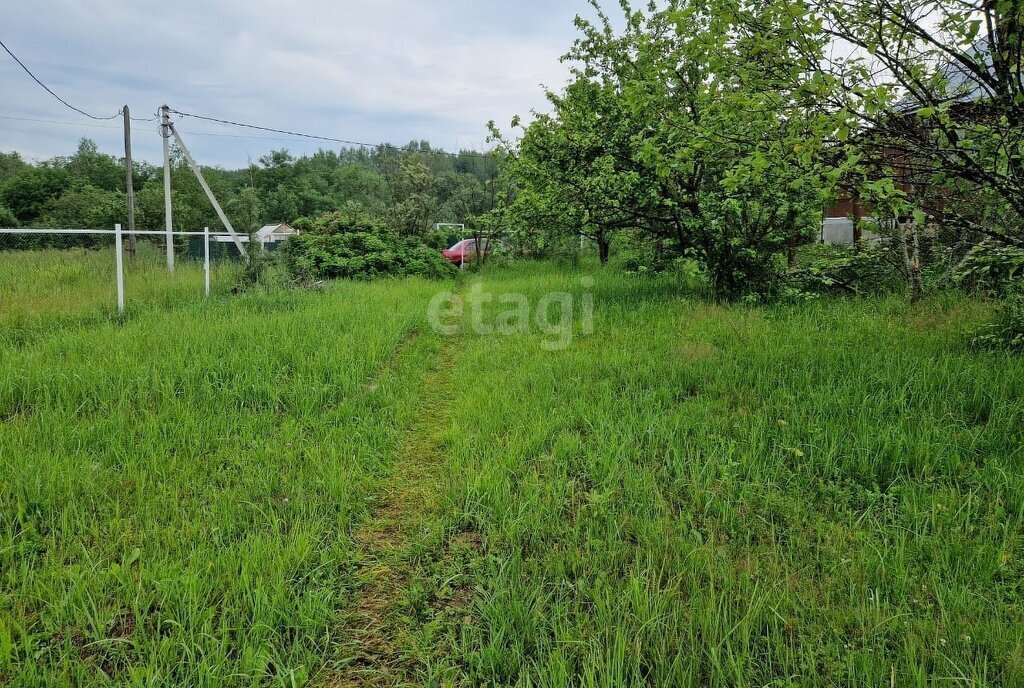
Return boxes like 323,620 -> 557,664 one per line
282,209 -> 455,283
232,235 -> 281,291
0,204 -> 17,229
789,243 -> 900,296
972,282 -> 1024,353
954,242 -> 1024,297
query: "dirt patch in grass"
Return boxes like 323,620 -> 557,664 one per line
450,530 -> 483,552
1,401 -> 36,423
108,612 -> 137,639
674,340 -> 718,361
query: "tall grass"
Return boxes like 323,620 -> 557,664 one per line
0,271 -> 446,685
2,255 -> 1023,686
0,246 -> 240,345
413,265 -> 1024,686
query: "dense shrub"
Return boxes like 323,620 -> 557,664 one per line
282,210 -> 456,282
0,166 -> 71,223
610,233 -> 680,275
971,281 -> 1024,353
232,236 -> 282,291
788,243 -> 899,296
0,204 -> 17,228
954,242 -> 1024,297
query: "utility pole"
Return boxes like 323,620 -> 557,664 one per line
167,122 -> 248,258
122,105 -> 136,260
161,104 -> 174,272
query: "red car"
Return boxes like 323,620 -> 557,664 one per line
442,239 -> 492,266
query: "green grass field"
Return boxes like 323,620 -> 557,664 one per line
0,247 -> 240,347
2,254 -> 1022,686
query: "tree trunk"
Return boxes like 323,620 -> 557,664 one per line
898,221 -> 925,303
597,237 -> 610,265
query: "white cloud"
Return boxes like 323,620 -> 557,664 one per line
0,0 -> 583,166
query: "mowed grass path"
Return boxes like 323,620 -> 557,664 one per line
3,258 -> 1024,686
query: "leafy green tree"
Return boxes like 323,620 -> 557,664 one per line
61,138 -> 124,192
0,167 -> 72,224
0,204 -> 18,228
449,166 -> 508,262
227,186 -> 263,233
0,152 -> 27,186
387,160 -> 441,237
498,0 -> 839,295
493,75 -> 641,265
38,185 -> 124,231
331,165 -> 389,215
0,137 -> 508,254
742,0 -> 1024,298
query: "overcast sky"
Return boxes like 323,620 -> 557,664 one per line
1,0 -> 586,168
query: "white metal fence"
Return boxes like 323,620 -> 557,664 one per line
0,225 -> 243,315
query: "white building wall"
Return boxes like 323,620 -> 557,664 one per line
822,217 -> 855,245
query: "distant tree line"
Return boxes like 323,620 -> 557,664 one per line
0,138 -> 507,250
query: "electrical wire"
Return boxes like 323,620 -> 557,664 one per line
0,35 -> 494,157
0,114 -> 120,129
0,37 -> 122,120
183,129 -> 335,143
168,108 -> 497,158
0,112 -> 306,145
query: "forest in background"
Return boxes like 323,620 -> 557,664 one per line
0,139 -> 505,249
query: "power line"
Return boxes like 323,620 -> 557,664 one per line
0,112 -> 364,146
2,110 -> 495,156
168,108 -> 498,158
0,114 -> 121,130
0,36 -> 493,155
183,129 -> 336,143
0,37 -> 122,120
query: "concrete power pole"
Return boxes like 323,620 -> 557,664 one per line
161,104 -> 174,272
122,105 -> 136,260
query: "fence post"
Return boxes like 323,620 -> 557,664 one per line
114,223 -> 125,314
204,226 -> 211,297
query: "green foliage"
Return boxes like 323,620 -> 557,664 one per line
789,243 -> 899,295
0,151 -> 28,186
38,184 -> 125,230
226,186 -> 263,234
972,282 -> 1024,353
610,232 -> 685,275
0,139 -> 505,244
282,210 -> 456,282
0,166 -> 71,223
60,138 -> 125,193
0,204 -> 17,228
234,237 -> 279,291
737,0 -> 1024,297
954,242 -> 1024,296
497,0 -> 841,296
